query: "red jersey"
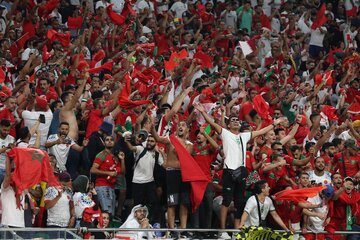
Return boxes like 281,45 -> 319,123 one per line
94,150 -> 121,188
192,144 -> 215,181
333,153 -> 360,177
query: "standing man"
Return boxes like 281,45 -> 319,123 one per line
124,134 -> 165,222
307,157 -> 332,186
0,119 -> 14,185
90,135 -> 125,216
45,122 -> 88,174
239,180 -> 290,231
194,103 -> 285,238
151,120 -> 192,237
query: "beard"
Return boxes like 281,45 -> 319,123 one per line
146,144 -> 156,150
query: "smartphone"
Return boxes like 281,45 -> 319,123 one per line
39,114 -> 45,124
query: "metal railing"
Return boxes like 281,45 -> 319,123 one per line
0,228 -> 359,239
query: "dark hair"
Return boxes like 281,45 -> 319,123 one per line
322,142 -> 334,152
332,138 -> 343,147
299,172 -> 309,178
59,121 -> 70,127
93,98 -> 102,108
92,90 -> 103,100
305,142 -> 315,152
254,180 -> 268,194
17,127 -> 30,140
274,128 -> 285,136
271,153 -> 282,161
0,119 -> 11,127
271,141 -> 282,149
290,145 -> 301,153
249,109 -> 258,119
60,91 -> 72,103
50,100 -> 62,112
331,172 -> 341,181
226,114 -> 239,125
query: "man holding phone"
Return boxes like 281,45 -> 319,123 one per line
17,95 -> 53,150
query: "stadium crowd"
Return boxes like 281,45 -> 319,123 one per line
0,0 -> 359,239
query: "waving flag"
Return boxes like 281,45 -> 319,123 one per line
8,148 -> 60,208
87,60 -> 113,74
106,4 -> 125,25
311,3 -> 328,30
164,49 -> 188,71
169,135 -> 209,212
67,16 -> 83,29
274,186 -> 326,203
46,29 -> 71,47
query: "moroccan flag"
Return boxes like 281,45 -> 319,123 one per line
193,50 -> 212,69
274,186 -> 326,203
169,135 -> 209,212
118,73 -> 152,109
8,148 -> 60,208
87,61 -> 113,74
164,49 -> 188,71
106,4 -> 125,25
311,3 -> 328,30
67,16 -> 83,29
46,29 -> 71,47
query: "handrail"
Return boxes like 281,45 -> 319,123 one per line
1,227 -> 360,234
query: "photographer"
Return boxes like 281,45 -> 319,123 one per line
45,122 -> 88,172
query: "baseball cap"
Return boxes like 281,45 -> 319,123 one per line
322,184 -> 334,198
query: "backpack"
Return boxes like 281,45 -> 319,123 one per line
134,149 -> 162,182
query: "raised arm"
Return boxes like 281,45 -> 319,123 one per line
124,136 -> 138,152
252,118 -> 285,139
193,103 -> 223,134
164,87 -> 193,122
63,74 -> 88,111
199,126 -> 219,149
280,123 -> 299,145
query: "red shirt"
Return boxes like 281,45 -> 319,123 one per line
0,108 -> 15,137
192,144 -> 214,181
86,109 -> 104,138
36,86 -> 59,102
333,153 -> 360,177
94,150 -> 121,188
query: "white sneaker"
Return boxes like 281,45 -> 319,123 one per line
218,231 -> 231,239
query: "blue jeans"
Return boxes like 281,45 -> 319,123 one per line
95,186 -> 116,216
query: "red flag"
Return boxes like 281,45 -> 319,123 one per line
193,50 -> 212,69
164,49 -> 188,71
67,16 -> 83,29
311,3 -> 328,30
90,50 -> 106,68
169,135 -> 209,212
15,32 -> 31,51
8,148 -> 60,208
252,95 -> 270,120
46,29 -> 70,47
122,1 -> 137,16
327,48 -> 334,64
274,186 -> 326,203
87,60 -> 113,74
321,105 -> 338,121
314,70 -> 333,86
106,4 -> 125,25
117,73 -> 152,109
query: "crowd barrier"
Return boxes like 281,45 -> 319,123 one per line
0,228 -> 359,239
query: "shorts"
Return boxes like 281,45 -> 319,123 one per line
95,186 -> 116,216
115,174 -> 127,191
166,169 -> 190,206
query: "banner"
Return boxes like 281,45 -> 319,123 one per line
235,226 -> 293,240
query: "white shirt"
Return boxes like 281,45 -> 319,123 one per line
170,1 -> 187,18
0,135 -> 15,169
156,0 -> 169,13
136,0 -> 154,17
47,134 -> 75,171
309,27 -> 327,47
132,146 -> 163,184
44,187 -> 72,227
307,194 -> 328,232
110,0 -> 125,13
22,109 -> 53,149
244,195 -> 275,227
307,170 -> 332,186
1,184 -> 25,227
73,192 -> 95,219
220,129 -> 251,170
